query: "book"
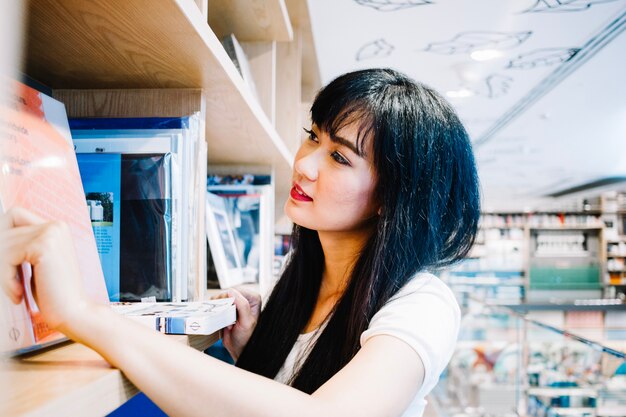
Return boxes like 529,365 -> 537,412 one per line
206,192 -> 244,289
207,185 -> 274,290
111,298 -> 236,335
220,34 -> 259,102
76,153 -> 122,301
0,80 -> 109,355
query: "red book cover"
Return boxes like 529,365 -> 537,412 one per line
0,80 -> 109,354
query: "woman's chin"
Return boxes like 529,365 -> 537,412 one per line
284,207 -> 299,224
284,204 -> 312,230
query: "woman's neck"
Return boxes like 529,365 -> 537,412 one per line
317,227 -> 373,300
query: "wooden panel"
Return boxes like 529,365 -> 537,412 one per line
275,29 -> 302,157
208,0 -> 293,42
26,0 -> 293,169
285,0 -> 322,101
241,42 -> 277,125
54,89 -> 203,118
273,31 -> 301,226
2,333 -> 219,417
186,332 -> 220,351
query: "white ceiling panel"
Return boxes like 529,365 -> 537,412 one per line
308,0 -> 626,210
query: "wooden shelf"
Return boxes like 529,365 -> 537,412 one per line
2,332 -> 219,417
208,0 -> 293,42
26,0 -> 293,170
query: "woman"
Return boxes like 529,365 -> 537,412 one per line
1,68 -> 480,417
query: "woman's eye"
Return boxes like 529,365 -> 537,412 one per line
331,151 -> 350,166
303,128 -> 318,143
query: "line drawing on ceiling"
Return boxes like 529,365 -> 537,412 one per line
521,0 -> 621,13
474,10 -> 621,147
356,39 -> 395,60
474,74 -> 514,98
423,31 -> 532,54
507,48 -> 581,69
354,0 -> 435,12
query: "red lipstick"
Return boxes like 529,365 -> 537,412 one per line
290,183 -> 313,202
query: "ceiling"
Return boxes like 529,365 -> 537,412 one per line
306,0 -> 626,212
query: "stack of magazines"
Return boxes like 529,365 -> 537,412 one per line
71,116 -> 207,302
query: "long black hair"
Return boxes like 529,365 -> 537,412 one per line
236,68 -> 480,393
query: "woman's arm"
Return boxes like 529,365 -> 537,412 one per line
1,208 -> 425,417
70,306 -> 424,417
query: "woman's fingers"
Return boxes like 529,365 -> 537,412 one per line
232,286 -> 262,318
0,210 -> 86,332
0,270 -> 22,304
226,288 -> 255,328
0,208 -> 52,302
210,287 -> 260,331
0,223 -> 48,303
0,207 -> 46,231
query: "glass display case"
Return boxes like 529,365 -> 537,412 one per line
431,297 -> 626,417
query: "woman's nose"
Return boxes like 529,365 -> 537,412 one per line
294,148 -> 320,182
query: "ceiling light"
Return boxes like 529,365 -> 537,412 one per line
470,49 -> 503,62
446,88 -> 474,98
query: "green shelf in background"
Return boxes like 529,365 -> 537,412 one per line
529,266 -> 602,290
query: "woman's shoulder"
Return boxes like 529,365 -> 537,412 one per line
364,271 -> 461,330
389,271 -> 458,306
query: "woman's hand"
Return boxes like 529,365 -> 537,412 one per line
0,207 -> 92,338
211,286 -> 261,362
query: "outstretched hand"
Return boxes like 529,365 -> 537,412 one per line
211,286 -> 261,362
0,207 -> 90,337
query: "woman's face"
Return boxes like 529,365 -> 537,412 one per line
285,122 -> 379,233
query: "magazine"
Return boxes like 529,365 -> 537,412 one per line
111,298 -> 236,335
0,80 -> 109,355
76,153 -> 122,300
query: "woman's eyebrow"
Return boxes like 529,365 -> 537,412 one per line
330,134 -> 364,157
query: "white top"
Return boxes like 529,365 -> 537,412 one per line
274,272 -> 461,417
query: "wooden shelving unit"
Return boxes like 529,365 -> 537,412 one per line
26,0 -> 293,169
21,0 -> 321,296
